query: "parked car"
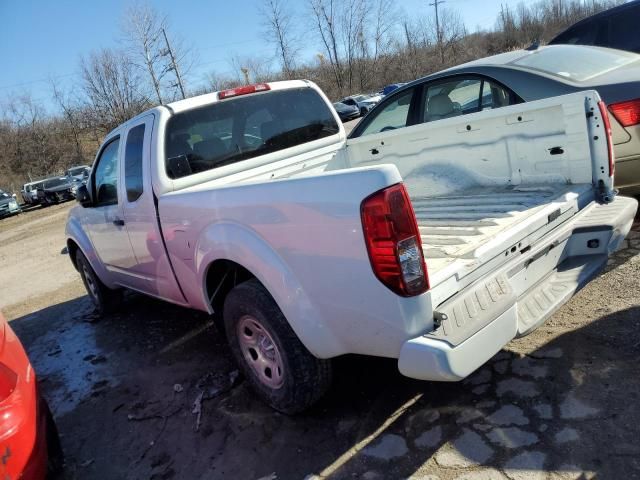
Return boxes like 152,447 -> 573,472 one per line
0,310 -> 63,478
332,101 -> 360,122
339,94 -> 382,116
382,83 -> 406,96
0,189 -> 21,218
66,80 -> 636,414
65,165 -> 91,182
21,181 -> 43,205
351,44 -> 640,195
548,0 -> 640,54
37,176 -> 76,205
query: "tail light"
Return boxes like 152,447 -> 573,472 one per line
597,101 -> 615,177
609,98 -> 640,127
218,83 -> 270,100
0,362 -> 17,402
361,183 -> 429,296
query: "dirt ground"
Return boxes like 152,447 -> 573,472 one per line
2,198 -> 639,480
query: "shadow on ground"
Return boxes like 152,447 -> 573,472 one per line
11,285 -> 640,480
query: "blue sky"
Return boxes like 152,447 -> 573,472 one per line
0,0 -> 524,110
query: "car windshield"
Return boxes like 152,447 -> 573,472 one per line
44,177 -> 68,188
511,45 -> 638,81
165,87 -> 340,179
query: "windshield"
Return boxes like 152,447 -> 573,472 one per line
165,87 -> 340,179
44,177 -> 68,189
511,45 -> 638,81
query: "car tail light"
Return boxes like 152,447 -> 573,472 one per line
609,98 -> 640,127
361,183 -> 429,296
0,362 -> 17,402
218,83 -> 270,100
597,101 -> 615,177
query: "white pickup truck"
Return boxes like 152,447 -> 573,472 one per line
66,80 -> 637,413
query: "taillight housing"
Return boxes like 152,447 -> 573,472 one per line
597,101 -> 615,177
609,98 -> 640,127
0,362 -> 17,402
361,183 -> 429,296
218,83 -> 270,100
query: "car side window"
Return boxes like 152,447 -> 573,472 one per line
124,124 -> 145,202
94,137 -> 120,207
422,77 -> 519,123
359,89 -> 414,137
423,79 -> 482,122
481,80 -> 513,110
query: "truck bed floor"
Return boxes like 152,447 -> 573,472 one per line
412,184 -> 592,275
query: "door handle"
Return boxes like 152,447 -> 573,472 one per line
113,218 -> 125,227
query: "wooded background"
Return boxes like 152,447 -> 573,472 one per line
0,0 -> 621,193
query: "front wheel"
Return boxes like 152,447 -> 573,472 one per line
224,279 -> 332,414
76,250 -> 122,315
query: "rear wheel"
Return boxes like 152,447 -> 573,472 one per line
76,250 -> 122,315
224,279 -> 332,414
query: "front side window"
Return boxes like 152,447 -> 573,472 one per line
165,87 -> 339,179
124,124 -> 145,202
94,138 -> 120,207
358,89 -> 414,137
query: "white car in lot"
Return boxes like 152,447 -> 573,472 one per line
65,80 -> 636,413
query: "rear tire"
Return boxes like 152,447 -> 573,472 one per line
224,279 -> 332,414
76,250 -> 122,315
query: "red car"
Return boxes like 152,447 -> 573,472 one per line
0,311 -> 62,479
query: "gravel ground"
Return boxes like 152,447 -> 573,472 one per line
2,197 -> 639,480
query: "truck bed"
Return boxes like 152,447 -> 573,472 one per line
412,183 -> 592,278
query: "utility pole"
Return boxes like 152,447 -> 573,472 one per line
161,27 -> 186,100
429,0 -> 446,63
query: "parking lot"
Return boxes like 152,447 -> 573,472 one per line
1,197 -> 638,480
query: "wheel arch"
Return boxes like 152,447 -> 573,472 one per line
195,222 -> 345,358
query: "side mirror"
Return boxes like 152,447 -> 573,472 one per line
76,184 -> 93,208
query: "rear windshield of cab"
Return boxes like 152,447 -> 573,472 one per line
165,87 -> 339,179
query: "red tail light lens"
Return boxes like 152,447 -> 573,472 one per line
361,183 -> 429,296
609,98 -> 640,127
218,83 -> 270,100
0,362 -> 17,401
598,101 -> 615,177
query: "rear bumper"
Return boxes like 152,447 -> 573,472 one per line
0,322 -> 49,479
398,195 -> 638,381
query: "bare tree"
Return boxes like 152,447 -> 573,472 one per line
121,2 -> 166,104
262,0 -> 300,79
121,2 -> 194,103
50,81 -> 84,163
309,0 -> 344,93
79,48 -> 149,131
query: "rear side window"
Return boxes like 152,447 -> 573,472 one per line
124,124 -> 145,202
164,87 -> 339,179
423,79 -> 482,122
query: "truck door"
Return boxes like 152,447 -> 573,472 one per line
119,115 -> 186,304
84,134 -> 137,284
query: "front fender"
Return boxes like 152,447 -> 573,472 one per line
195,221 -> 346,358
65,212 -> 117,289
